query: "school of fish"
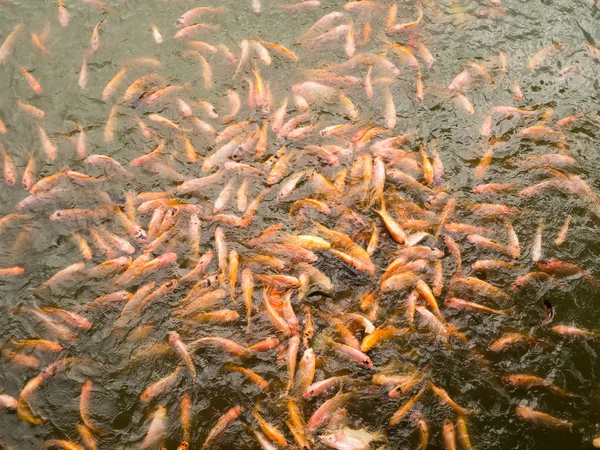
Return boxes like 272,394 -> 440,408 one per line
0,0 -> 600,449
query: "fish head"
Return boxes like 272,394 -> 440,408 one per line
168,331 -> 180,344
320,433 -> 342,449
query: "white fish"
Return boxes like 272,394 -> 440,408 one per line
532,218 -> 544,262
452,93 -> 474,114
0,23 -> 23,65
345,21 -> 355,58
214,178 -> 236,213
555,215 -> 571,246
320,427 -> 385,450
480,114 -> 492,136
384,88 -> 396,129
58,0 -> 70,27
151,25 -> 163,44
39,126 -> 56,160
139,406 -> 167,450
251,40 -> 272,66
78,57 -> 88,89
236,178 -> 249,211
364,65 -> 373,99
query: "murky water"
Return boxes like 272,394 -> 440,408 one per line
1,0 -> 600,449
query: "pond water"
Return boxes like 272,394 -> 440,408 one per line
0,0 -> 599,449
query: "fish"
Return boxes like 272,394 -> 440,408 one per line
80,381 -> 102,433
520,125 -> 563,141
452,93 -> 475,114
102,66 -> 127,102
139,406 -> 167,450
201,405 -> 242,449
383,87 -> 397,128
78,56 -> 88,89
225,365 -> 269,390
294,347 -> 316,393
174,23 -> 222,40
456,415 -> 474,450
555,215 -> 571,246
0,23 -> 23,65
430,384 -> 474,416
450,276 -> 510,302
552,325 -> 600,338
1,393 -> 21,409
189,337 -> 248,356
18,65 -> 43,94
489,333 -> 545,352
151,25 -> 162,44
19,360 -> 79,425
538,259 -> 598,286
363,324 -> 408,353
515,405 -> 572,429
58,0 -> 70,27
307,391 -> 355,432
300,11 -> 344,42
0,145 -> 17,186
415,414 -> 429,450
77,425 -> 97,450
169,331 -> 197,378
445,297 -> 513,315
528,44 -> 564,70
390,385 -> 427,425
89,20 -> 104,54
443,419 -> 457,450
448,70 -> 470,93
256,37 -> 299,62
374,196 -> 407,245
320,427 -> 386,450
502,374 -> 572,397
148,114 -> 190,132
303,376 -> 348,399
387,1 -> 423,32
38,125 -> 57,160
175,7 -> 227,27
253,409 -> 286,446
286,400 -> 310,448
281,1 -> 322,12
17,99 -> 45,119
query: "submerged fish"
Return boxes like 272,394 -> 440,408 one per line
320,427 -> 386,449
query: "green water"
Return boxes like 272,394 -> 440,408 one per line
0,0 -> 599,448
